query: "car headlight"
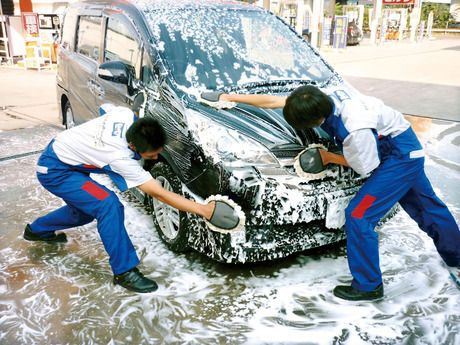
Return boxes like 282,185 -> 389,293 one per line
185,109 -> 280,168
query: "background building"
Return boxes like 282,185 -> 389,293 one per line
11,0 -> 70,15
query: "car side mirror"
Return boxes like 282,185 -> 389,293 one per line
97,61 -> 137,95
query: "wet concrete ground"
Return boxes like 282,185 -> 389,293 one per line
321,37 -> 460,122
0,116 -> 459,344
1,37 -> 459,345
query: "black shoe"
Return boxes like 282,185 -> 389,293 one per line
23,224 -> 67,243
333,284 -> 384,301
113,267 -> 158,293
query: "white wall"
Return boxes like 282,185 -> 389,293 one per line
13,0 -> 73,15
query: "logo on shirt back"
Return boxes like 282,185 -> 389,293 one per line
112,122 -> 125,138
332,90 -> 351,102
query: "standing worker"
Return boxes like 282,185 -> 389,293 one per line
25,95 -> 241,293
200,86 -> 460,300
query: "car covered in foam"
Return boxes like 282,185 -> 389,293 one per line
57,0 -> 368,263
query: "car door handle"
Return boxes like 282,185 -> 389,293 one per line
88,79 -> 105,98
87,79 -> 95,93
93,83 -> 105,98
87,79 -> 99,95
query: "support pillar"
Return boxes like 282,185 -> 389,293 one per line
370,0 -> 382,44
410,0 -> 422,42
295,0 -> 305,34
310,0 -> 323,48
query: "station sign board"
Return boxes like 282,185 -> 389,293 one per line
21,12 -> 40,37
322,17 -> 333,47
332,16 -> 348,49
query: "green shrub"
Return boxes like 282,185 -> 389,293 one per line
421,3 -> 452,28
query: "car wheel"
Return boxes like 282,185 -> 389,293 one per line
149,162 -> 190,252
64,101 -> 75,129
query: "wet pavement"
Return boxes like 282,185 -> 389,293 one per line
321,37 -> 460,122
0,116 -> 459,344
1,37 -> 460,345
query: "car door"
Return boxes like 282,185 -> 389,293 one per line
67,12 -> 103,123
94,11 -> 144,109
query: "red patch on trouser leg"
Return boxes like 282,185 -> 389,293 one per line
351,194 -> 376,219
82,181 -> 110,200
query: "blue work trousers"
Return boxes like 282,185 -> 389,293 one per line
345,128 -> 460,291
30,141 -> 140,275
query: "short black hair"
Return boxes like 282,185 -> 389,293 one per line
283,85 -> 333,129
126,117 -> 167,153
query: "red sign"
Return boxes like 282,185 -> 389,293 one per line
22,12 -> 40,37
383,0 -> 414,4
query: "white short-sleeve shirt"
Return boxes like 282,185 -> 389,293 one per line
326,87 -> 411,175
53,106 -> 152,191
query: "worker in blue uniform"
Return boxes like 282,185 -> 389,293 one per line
25,97 -> 240,293
201,86 -> 460,300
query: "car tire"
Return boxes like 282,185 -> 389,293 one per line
64,101 -> 75,129
149,162 -> 190,252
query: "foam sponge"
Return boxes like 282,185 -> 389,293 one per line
294,144 -> 328,181
204,195 -> 246,234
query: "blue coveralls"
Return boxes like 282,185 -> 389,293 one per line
29,106 -> 148,275
321,107 -> 460,292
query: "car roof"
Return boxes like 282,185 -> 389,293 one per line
135,0 -> 259,11
75,0 -> 261,12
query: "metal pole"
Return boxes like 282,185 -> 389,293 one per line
311,0 -> 322,48
410,0 -> 422,42
295,0 -> 304,34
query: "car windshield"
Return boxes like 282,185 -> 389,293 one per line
144,7 -> 333,90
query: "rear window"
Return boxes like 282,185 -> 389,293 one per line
76,16 -> 102,61
60,9 -> 77,50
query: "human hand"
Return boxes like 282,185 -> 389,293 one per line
199,91 -> 236,109
202,201 -> 215,221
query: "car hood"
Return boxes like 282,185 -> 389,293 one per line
187,99 -> 307,154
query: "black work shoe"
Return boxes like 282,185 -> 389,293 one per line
113,267 -> 158,293
333,284 -> 384,301
23,224 -> 67,243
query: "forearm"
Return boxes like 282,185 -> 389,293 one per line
221,94 -> 286,109
139,179 -> 213,219
319,150 -> 349,167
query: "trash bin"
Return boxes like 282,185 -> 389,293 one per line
302,29 -> 311,43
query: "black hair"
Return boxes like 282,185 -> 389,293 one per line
126,117 -> 167,153
283,85 -> 334,129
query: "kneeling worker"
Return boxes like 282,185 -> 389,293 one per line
25,97 -> 239,293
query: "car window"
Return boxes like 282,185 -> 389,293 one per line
104,14 -> 142,78
60,9 -> 78,50
144,8 -> 333,90
76,16 -> 102,61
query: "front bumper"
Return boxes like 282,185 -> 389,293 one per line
185,165 -> 364,263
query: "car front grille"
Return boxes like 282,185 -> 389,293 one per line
271,148 -> 303,159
